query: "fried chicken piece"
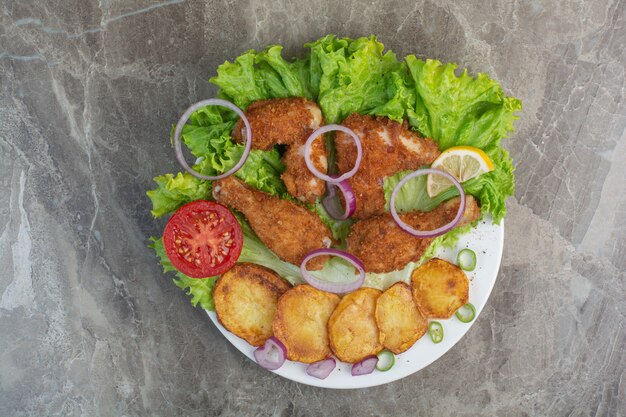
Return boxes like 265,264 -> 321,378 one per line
232,97 -> 326,204
335,114 -> 441,219
213,176 -> 333,269
281,139 -> 327,204
347,196 -> 481,273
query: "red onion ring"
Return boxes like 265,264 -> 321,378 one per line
300,249 -> 365,294
173,99 -> 252,181
322,180 -> 356,220
253,336 -> 287,371
389,168 -> 466,238
304,124 -> 362,184
306,358 -> 336,379
351,355 -> 378,376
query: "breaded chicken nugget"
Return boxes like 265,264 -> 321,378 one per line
347,196 -> 481,273
214,263 -> 291,346
328,287 -> 383,363
411,258 -> 469,319
335,114 -> 440,218
375,282 -> 427,354
272,285 -> 341,363
213,176 -> 333,269
233,97 -> 326,203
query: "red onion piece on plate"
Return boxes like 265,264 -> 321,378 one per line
351,355 -> 379,376
322,180 -> 356,220
253,337 -> 287,371
304,124 -> 362,184
173,98 -> 252,181
390,168 -> 466,238
300,249 -> 365,294
306,358 -> 336,380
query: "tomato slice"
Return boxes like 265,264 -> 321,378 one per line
163,200 -> 243,278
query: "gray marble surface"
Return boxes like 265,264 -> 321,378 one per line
0,0 -> 624,416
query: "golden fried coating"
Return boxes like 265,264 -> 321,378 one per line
214,263 -> 291,346
281,139 -> 327,203
233,97 -> 326,203
213,176 -> 333,269
272,285 -> 341,363
328,287 -> 383,363
411,258 -> 469,319
347,196 -> 481,273
233,97 -> 323,149
375,282 -> 427,354
335,114 -> 441,218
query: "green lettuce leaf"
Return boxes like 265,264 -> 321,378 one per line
147,172 -> 211,218
150,237 -> 218,310
210,45 -> 314,110
405,57 -> 522,150
305,35 -> 403,123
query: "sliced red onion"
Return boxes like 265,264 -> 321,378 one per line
390,168 -> 466,238
300,249 -> 365,294
304,124 -> 362,184
322,180 -> 356,220
351,355 -> 379,376
306,358 -> 336,380
253,336 -> 287,371
173,99 -> 252,181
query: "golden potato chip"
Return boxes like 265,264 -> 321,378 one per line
411,258 -> 469,319
375,282 -> 428,354
273,285 -> 341,363
328,287 -> 383,363
214,263 -> 291,346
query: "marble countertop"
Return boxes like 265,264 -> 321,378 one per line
1,0 -> 624,416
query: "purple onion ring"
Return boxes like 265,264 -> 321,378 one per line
173,99 -> 252,181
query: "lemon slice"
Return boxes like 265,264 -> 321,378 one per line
427,146 -> 494,197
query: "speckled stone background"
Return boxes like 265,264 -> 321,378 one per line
0,0 -> 624,416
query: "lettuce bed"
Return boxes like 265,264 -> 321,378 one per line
147,35 -> 521,310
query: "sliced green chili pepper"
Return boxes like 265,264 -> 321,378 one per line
376,350 -> 395,371
457,248 -> 477,271
428,321 -> 444,344
455,303 -> 476,323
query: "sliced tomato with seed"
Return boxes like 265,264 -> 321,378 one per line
163,200 -> 243,278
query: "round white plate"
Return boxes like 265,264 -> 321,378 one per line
207,218 -> 503,389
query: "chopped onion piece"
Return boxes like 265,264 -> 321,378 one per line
306,358 -> 336,379
253,337 -> 287,371
351,355 -> 378,376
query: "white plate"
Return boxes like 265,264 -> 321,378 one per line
207,218 -> 503,389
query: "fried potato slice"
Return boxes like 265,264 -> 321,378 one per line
214,263 -> 291,347
375,282 -> 428,354
411,258 -> 469,319
328,287 -> 383,363
273,285 -> 341,363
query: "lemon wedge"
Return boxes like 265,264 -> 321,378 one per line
426,146 -> 494,197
